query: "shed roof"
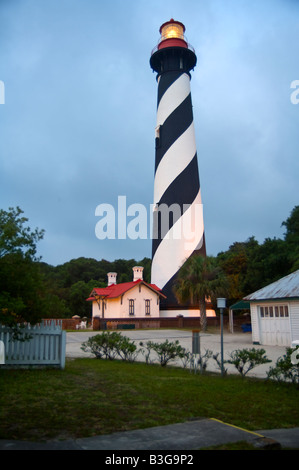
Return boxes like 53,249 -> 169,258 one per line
244,269 -> 299,301
229,300 -> 250,310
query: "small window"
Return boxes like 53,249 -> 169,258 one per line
260,304 -> 289,318
155,125 -> 161,149
145,299 -> 150,316
129,299 -> 134,316
284,306 -> 289,317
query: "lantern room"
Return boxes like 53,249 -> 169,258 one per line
150,19 -> 196,77
158,19 -> 188,50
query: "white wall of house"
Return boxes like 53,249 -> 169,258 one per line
290,300 -> 299,344
92,284 -> 160,319
250,303 -> 260,344
250,300 -> 299,346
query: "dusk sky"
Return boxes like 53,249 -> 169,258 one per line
1,0 -> 298,267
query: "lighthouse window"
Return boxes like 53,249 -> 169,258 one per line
155,125 -> 161,148
129,299 -> 135,316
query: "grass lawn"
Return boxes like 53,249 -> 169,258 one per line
0,357 -> 298,442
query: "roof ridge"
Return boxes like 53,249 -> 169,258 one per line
87,278 -> 166,301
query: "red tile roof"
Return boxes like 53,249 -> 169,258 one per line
86,279 -> 166,301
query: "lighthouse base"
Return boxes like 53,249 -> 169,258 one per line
159,308 -> 216,318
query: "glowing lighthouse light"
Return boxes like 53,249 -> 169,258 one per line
157,19 -> 188,50
163,25 -> 181,38
161,20 -> 184,39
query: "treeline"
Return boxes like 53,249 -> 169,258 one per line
216,205 -> 299,301
38,205 -> 298,319
38,256 -> 152,319
1,205 -> 298,324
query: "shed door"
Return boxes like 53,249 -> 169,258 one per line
259,305 -> 291,346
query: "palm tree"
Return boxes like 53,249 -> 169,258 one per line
173,254 -> 228,331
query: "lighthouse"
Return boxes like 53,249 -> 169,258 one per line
150,19 -> 206,311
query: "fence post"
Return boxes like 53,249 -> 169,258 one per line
0,340 -> 5,364
60,329 -> 66,369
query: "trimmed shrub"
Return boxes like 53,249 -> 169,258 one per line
267,346 -> 299,384
81,331 -> 138,361
226,348 -> 271,377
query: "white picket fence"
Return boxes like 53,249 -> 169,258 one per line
0,321 -> 66,369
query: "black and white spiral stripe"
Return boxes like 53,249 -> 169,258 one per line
151,71 -> 205,305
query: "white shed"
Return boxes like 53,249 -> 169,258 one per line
244,269 -> 299,346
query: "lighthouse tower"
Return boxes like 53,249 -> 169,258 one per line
150,19 -> 206,311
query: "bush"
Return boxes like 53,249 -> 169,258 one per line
267,346 -> 299,384
148,339 -> 186,367
179,348 -> 192,369
81,331 -> 138,361
139,341 -> 155,364
115,335 -> 139,362
139,339 -> 187,367
188,349 -> 213,374
226,348 -> 271,377
212,352 -> 228,376
82,335 -> 188,367
81,334 -> 277,381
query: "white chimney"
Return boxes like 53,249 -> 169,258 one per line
133,266 -> 143,282
107,272 -> 117,286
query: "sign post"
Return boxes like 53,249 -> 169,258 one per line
217,298 -> 226,376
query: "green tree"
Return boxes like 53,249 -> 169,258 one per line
217,240 -> 253,301
282,205 -> 299,271
69,279 -> 99,318
0,206 -> 44,260
245,237 -> 291,292
217,237 -> 261,301
41,293 -> 71,319
0,208 -> 45,330
173,254 -> 228,331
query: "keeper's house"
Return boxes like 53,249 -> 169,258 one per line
87,266 -> 166,320
244,269 -> 299,346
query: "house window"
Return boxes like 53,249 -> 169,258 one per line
129,299 -> 135,316
145,299 -> 151,316
259,305 -> 289,318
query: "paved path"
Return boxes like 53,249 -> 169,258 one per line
1,419 -> 299,450
66,329 -> 287,378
